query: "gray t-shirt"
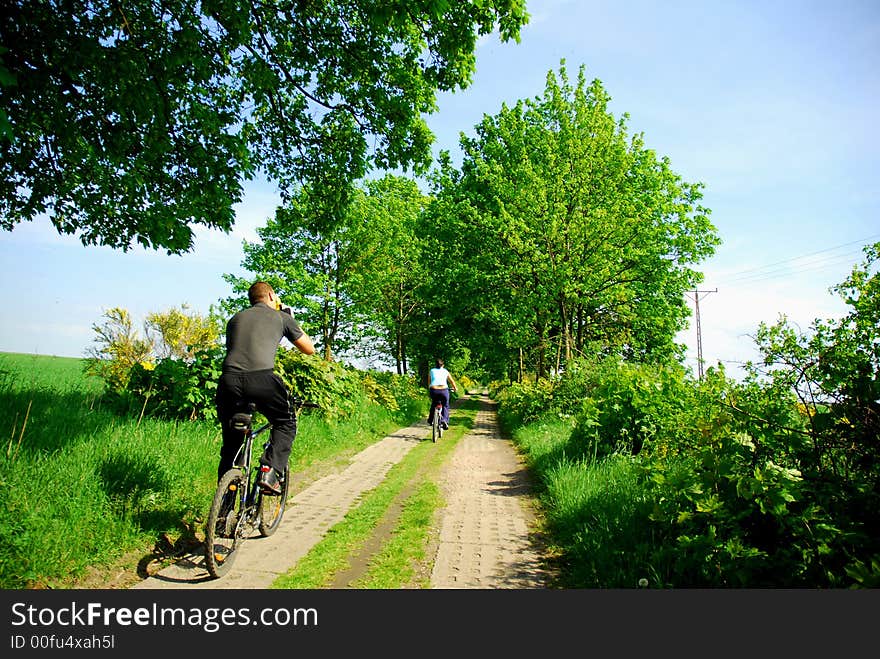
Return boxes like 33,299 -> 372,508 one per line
222,302 -> 305,373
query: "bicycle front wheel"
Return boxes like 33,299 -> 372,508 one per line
258,465 -> 289,537
205,468 -> 246,579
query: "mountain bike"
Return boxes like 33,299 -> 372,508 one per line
204,398 -> 318,579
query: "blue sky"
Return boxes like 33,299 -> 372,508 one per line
1,0 -> 878,378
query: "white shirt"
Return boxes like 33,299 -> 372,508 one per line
429,367 -> 450,388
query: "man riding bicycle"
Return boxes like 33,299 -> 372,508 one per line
215,281 -> 315,494
428,358 -> 458,430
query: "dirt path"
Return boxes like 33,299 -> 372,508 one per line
131,394 -> 550,590
430,396 -> 550,588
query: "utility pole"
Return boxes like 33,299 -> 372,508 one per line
685,288 -> 717,380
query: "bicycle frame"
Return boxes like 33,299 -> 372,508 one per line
229,413 -> 272,518
230,397 -> 318,495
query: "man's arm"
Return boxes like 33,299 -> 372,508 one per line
279,302 -> 316,355
293,333 -> 316,355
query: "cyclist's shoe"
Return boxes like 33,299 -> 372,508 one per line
258,465 -> 282,495
441,422 -> 449,430
212,545 -> 232,562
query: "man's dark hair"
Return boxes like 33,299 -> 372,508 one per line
248,281 -> 274,305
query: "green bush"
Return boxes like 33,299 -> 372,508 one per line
501,324 -> 880,586
494,378 -> 555,428
122,346 -> 224,421
457,374 -> 478,393
556,358 -> 694,463
359,370 -> 425,423
275,350 -> 366,419
92,332 -> 426,428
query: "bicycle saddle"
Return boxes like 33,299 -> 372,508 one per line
229,403 -> 257,431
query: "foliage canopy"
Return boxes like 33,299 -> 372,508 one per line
0,0 -> 528,252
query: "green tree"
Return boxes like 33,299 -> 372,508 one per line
346,175 -> 430,374
85,307 -> 154,390
85,304 -> 221,391
223,185 -> 369,361
1,0 -> 528,253
429,61 -> 718,379
224,176 -> 434,369
749,241 -> 880,489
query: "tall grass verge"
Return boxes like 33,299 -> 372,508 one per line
512,416 -> 658,588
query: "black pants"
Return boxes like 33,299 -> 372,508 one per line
215,370 -> 296,480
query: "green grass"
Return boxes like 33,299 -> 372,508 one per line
511,415 -> 657,588
351,480 -> 442,589
272,398 -> 479,589
0,352 -> 424,589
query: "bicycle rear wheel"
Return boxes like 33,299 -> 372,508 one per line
432,406 -> 441,442
205,468 -> 246,579
258,465 -> 289,536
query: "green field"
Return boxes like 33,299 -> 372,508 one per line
0,352 -> 417,589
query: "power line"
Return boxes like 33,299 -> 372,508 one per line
720,233 -> 880,281
723,249 -> 867,285
679,235 -> 878,381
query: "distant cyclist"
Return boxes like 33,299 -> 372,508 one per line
427,358 -> 458,430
